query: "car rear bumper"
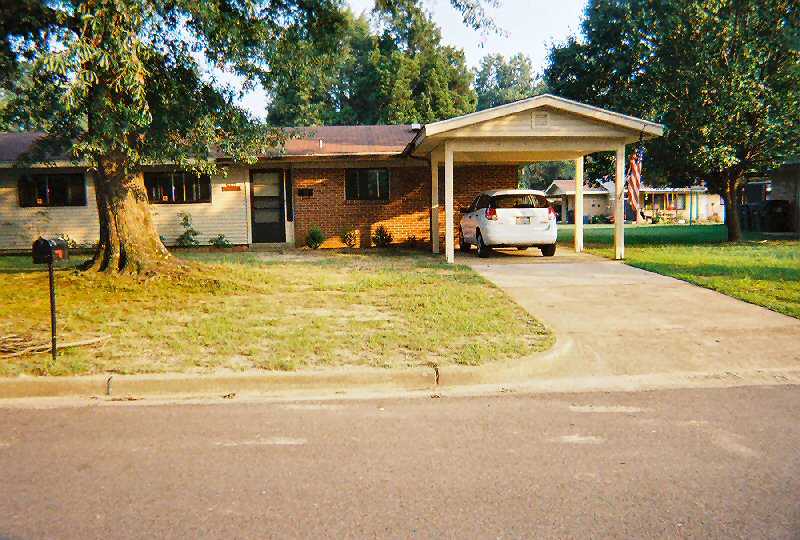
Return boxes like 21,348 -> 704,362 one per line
481,222 -> 557,247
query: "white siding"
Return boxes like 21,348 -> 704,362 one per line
151,166 -> 250,246
0,169 -> 100,250
0,166 -> 252,250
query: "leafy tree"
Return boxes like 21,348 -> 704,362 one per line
1,0 -> 345,274
546,0 -> 800,241
2,0 -> 495,275
474,53 -> 546,110
265,1 -> 477,126
519,161 -> 576,191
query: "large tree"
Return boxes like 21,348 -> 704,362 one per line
1,0 -> 345,274
545,0 -> 800,241
266,0 -> 476,126
2,0 -> 495,275
474,53 -> 545,111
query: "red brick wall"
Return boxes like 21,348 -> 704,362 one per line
292,164 -> 519,248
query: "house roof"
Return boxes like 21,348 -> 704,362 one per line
0,126 -> 419,164
545,179 -> 610,196
282,125 -> 416,157
1,95 -> 666,165
0,132 -> 68,163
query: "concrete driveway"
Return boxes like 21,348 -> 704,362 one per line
461,248 -> 800,380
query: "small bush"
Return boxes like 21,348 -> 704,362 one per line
56,234 -> 80,249
372,225 -> 394,247
339,228 -> 357,248
372,225 -> 393,247
305,226 -> 325,249
209,234 -> 233,248
175,212 -> 201,247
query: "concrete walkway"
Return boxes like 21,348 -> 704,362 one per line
463,249 -> 800,379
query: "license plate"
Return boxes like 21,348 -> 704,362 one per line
516,216 -> 530,225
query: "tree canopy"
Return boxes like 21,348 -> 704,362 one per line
474,53 -> 545,111
545,0 -> 800,240
266,2 -> 476,126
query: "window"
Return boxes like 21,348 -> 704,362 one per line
677,194 -> 686,210
491,194 -> 549,209
18,173 -> 87,207
345,168 -> 389,201
144,171 -> 211,204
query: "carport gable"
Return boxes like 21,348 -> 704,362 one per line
409,94 -> 663,162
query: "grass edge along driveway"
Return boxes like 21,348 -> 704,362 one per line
0,250 -> 554,377
558,224 -> 800,319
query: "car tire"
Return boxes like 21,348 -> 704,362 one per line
459,230 -> 470,252
540,244 -> 556,257
477,231 -> 492,258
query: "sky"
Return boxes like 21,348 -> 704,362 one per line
234,0 -> 587,119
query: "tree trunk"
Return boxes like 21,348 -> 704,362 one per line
81,153 -> 176,275
723,174 -> 743,242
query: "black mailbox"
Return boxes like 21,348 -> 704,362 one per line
32,237 -> 69,264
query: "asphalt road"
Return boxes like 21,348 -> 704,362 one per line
1,385 -> 798,538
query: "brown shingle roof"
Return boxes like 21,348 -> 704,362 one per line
282,125 -> 416,156
0,132 -> 71,162
0,125 -> 419,163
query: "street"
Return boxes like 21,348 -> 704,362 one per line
1,385 -> 798,538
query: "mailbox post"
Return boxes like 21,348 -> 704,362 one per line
32,237 -> 69,364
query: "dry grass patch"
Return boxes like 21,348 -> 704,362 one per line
0,250 -> 553,376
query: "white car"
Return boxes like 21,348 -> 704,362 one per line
459,189 -> 558,258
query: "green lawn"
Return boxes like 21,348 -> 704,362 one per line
0,250 -> 553,376
558,224 -> 800,318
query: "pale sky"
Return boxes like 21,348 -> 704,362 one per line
234,0 -> 587,118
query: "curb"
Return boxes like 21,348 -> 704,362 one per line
0,339 -> 570,400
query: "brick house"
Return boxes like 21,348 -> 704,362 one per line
0,95 -> 663,259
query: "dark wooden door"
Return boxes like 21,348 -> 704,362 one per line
251,171 -> 285,243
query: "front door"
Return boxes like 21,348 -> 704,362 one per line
251,171 -> 285,243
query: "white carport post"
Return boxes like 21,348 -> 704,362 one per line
431,150 -> 440,254
614,145 -> 625,260
444,141 -> 455,263
574,156 -> 584,252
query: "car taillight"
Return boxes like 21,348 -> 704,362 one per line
485,207 -> 498,221
548,206 -> 556,221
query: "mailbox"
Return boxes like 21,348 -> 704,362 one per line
32,237 -> 69,264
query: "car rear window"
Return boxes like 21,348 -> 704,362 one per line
491,194 -> 549,209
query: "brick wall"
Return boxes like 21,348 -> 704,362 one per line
292,164 -> 519,248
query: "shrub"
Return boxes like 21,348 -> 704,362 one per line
56,234 -> 80,249
305,226 -> 325,249
209,234 -> 233,248
175,212 -> 201,247
372,225 -> 393,247
339,228 -> 357,248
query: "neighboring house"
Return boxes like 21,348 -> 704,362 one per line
741,161 -> 800,233
639,186 -> 724,223
544,180 -> 611,223
0,94 -> 663,255
545,180 -> 724,224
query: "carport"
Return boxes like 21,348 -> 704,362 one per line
408,95 -> 664,263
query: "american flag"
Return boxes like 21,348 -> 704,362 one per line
626,133 -> 644,212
